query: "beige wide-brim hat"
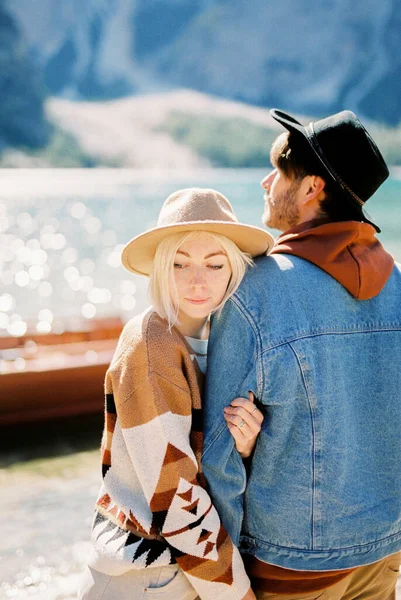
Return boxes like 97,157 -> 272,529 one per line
122,188 -> 274,276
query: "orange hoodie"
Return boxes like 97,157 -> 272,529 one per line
270,220 -> 394,300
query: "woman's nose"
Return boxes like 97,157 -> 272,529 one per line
261,169 -> 276,190
189,269 -> 206,286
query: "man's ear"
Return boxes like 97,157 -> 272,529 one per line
301,175 -> 326,208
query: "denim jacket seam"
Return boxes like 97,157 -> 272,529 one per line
288,342 -> 319,550
231,295 -> 264,396
201,420 -> 227,459
243,526 -> 401,552
259,327 -> 401,355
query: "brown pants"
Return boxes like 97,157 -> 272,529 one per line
255,552 -> 401,600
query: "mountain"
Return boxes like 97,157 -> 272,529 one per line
8,0 -> 401,125
2,90 -> 400,169
0,0 -> 50,150
47,89 -> 284,168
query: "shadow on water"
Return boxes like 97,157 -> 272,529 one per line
0,413 -> 104,467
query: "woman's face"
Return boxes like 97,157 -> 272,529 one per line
173,233 -> 232,326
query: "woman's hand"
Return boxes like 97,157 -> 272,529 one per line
223,392 -> 264,458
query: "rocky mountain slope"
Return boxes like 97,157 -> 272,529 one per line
0,90 -> 283,168
8,0 -> 401,125
0,0 -> 50,150
2,89 -> 400,169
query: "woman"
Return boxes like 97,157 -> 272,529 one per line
79,188 -> 274,600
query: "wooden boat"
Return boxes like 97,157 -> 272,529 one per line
0,317 -> 123,425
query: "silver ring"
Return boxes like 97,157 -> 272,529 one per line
238,418 -> 246,429
251,406 -> 258,415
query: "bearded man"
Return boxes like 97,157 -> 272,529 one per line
203,109 -> 401,600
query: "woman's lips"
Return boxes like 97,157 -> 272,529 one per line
185,297 -> 209,305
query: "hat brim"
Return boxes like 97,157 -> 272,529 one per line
269,109 -> 381,233
122,221 -> 275,276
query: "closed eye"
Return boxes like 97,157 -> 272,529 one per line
208,264 -> 224,270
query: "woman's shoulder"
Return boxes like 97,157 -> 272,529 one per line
108,309 -> 193,395
113,309 -> 187,365
145,311 -> 190,359
123,309 -> 180,343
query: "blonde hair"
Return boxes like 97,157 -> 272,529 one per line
148,230 -> 253,328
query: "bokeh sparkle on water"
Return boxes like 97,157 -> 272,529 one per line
0,185 -> 148,339
0,169 -> 400,599
1,168 -> 400,343
1,170 -> 274,340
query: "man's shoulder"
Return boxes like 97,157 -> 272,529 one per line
238,253 -> 311,291
249,252 -> 309,274
231,253 -> 328,321
387,260 -> 401,291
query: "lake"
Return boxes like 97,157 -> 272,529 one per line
0,169 -> 400,599
0,168 -> 400,337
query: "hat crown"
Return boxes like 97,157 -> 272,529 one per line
121,186 -> 275,276
157,188 -> 238,227
270,107 -> 389,231
270,108 -> 389,204
307,110 -> 389,202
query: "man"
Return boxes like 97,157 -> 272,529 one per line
203,109 -> 401,600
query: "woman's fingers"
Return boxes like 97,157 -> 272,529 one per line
225,418 -> 251,445
225,405 -> 263,426
231,395 -> 263,416
224,413 -> 256,438
224,414 -> 258,458
226,423 -> 246,447
224,400 -> 264,426
224,410 -> 260,435
224,392 -> 264,458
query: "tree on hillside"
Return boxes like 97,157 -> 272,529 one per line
0,0 -> 51,151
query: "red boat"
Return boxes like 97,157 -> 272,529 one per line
0,317 -> 123,425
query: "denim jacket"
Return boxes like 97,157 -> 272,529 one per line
203,254 -> 401,571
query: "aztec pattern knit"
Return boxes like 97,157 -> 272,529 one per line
89,309 -> 250,600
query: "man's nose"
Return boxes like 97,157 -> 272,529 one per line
261,169 -> 276,190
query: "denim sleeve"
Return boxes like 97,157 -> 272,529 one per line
202,297 -> 259,545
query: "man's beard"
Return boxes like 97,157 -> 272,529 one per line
262,185 -> 300,232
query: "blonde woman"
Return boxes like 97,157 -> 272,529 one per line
79,188 -> 274,600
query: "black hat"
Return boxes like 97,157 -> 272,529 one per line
269,109 -> 389,232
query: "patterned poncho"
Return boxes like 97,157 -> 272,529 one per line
89,309 -> 250,600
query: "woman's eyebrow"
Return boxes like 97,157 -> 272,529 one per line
204,251 -> 227,259
175,250 -> 227,258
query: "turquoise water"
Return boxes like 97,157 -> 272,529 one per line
0,168 -> 400,337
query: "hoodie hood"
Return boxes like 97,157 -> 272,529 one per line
270,221 -> 394,300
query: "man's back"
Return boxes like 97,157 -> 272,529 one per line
203,253 -> 401,571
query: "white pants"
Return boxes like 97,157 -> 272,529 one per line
79,563 -> 199,600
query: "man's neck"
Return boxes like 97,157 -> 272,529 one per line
282,215 -> 331,236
